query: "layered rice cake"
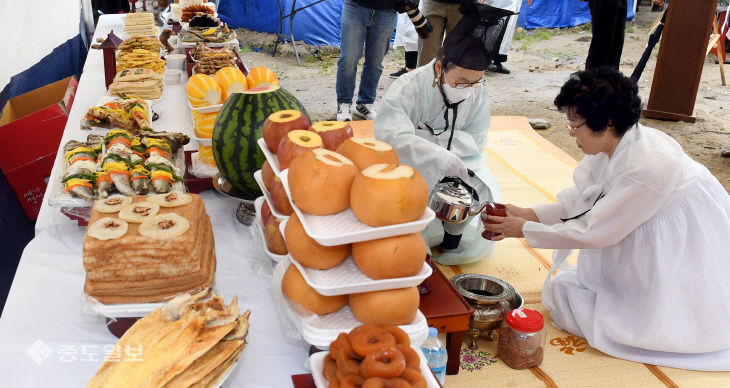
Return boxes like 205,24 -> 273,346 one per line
83,193 -> 215,304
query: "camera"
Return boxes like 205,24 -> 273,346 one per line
395,0 -> 433,39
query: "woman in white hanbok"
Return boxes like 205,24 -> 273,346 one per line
483,68 -> 730,370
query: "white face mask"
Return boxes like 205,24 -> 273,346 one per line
442,82 -> 477,104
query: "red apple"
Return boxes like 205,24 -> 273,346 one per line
269,176 -> 293,216
309,121 -> 353,151
277,129 -> 323,170
262,110 -> 311,153
264,216 -> 288,255
261,200 -> 273,224
262,160 -> 275,191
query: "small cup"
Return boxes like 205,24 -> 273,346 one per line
481,203 -> 507,240
164,53 -> 186,70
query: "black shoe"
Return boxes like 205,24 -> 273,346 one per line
488,63 -> 510,74
389,68 -> 408,79
722,149 -> 730,158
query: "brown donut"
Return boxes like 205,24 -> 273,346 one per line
349,325 -> 396,357
394,345 -> 420,371
323,353 -> 338,381
362,377 -> 412,388
340,374 -> 366,388
328,376 -> 341,388
330,332 -> 351,362
336,342 -> 363,377
399,369 -> 426,388
360,347 -> 406,379
382,325 -> 410,347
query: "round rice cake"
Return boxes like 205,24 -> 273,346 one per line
138,213 -> 190,239
149,192 -> 193,207
93,195 -> 133,213
88,217 -> 129,240
118,201 -> 160,223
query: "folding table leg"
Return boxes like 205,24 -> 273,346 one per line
290,0 -> 302,66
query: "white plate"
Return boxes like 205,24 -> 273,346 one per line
285,236 -> 432,296
279,170 -> 435,246
82,294 -> 163,318
309,348 -> 440,388
257,138 -> 282,176
254,196 -> 287,262
253,170 -> 289,220
194,135 -> 212,147
187,98 -> 223,114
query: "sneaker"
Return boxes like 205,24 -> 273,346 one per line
354,103 -> 376,120
389,68 -> 408,79
337,103 -> 352,121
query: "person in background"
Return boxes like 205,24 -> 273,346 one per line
585,0 -> 627,70
417,0 -> 463,67
487,0 -> 523,74
391,10 -> 420,78
336,0 -> 397,121
483,68 -> 730,370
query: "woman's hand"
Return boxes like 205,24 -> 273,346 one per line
481,204 -> 534,241
504,204 -> 539,222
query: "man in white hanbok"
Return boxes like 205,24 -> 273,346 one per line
484,68 -> 730,370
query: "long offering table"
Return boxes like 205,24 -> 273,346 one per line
0,14 -> 309,386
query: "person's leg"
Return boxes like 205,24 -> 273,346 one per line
405,51 -> 418,70
443,3 -> 463,38
356,9 -> 397,106
586,0 -> 618,70
418,0 -> 447,67
607,0 -> 627,70
336,0 -> 369,105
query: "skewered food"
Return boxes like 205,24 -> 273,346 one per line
82,96 -> 153,132
192,47 -> 236,75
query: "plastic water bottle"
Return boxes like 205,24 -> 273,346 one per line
420,327 -> 447,385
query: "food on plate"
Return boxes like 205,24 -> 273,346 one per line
87,217 -> 129,240
246,66 -> 279,89
191,110 -> 218,138
348,287 -> 419,325
123,12 -> 157,36
352,233 -> 426,279
284,213 -> 350,270
87,291 -> 249,388
62,139 -> 104,201
116,35 -> 161,54
335,137 -> 400,171
192,47 -> 237,75
288,149 -> 357,215
281,264 -> 347,315
93,195 -> 133,213
189,12 -> 221,27
268,176 -> 293,216
108,68 -> 164,100
261,160 -> 275,191
117,48 -> 165,74
277,130 -> 322,170
181,23 -> 235,44
186,74 -> 222,107
212,84 -> 308,199
118,201 -> 160,223
148,192 -> 193,207
321,324 -> 426,386
262,110 -> 311,153
263,214 -> 287,255
82,96 -> 153,133
309,121 -> 353,151
350,164 -> 428,227
181,4 -> 215,22
83,194 -> 215,304
214,66 -> 247,100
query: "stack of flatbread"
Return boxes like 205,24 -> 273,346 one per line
124,12 -> 158,37
110,68 -> 164,99
87,290 -> 250,388
118,36 -> 161,54
83,193 -> 215,304
117,48 -> 166,74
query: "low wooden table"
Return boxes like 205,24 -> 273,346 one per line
419,259 -> 474,375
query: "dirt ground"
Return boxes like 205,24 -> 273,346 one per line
234,7 -> 730,191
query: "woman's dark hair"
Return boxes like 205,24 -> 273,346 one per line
554,67 -> 642,136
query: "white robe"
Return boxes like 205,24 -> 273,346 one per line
524,124 -> 730,370
375,59 -> 500,265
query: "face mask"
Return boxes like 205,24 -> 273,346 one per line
440,70 -> 478,104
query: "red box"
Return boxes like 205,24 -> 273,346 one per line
0,76 -> 78,220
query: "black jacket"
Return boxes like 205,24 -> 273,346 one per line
352,0 -> 397,10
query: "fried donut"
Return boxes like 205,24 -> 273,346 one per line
336,343 -> 363,377
360,347 -> 406,378
362,377 -> 412,388
330,332 -> 352,361
349,324 -> 396,357
323,353 -> 338,381
394,345 -> 420,371
340,374 -> 366,388
382,325 -> 410,347
399,369 -> 426,388
329,376 -> 341,388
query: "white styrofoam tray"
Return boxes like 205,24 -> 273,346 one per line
187,98 -> 223,114
257,137 -> 283,176
272,257 -> 429,349
279,170 -> 435,246
309,348 -> 440,388
253,170 -> 289,220
82,294 -> 163,318
254,196 -> 287,262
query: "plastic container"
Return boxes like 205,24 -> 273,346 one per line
420,327 -> 447,385
257,137 -> 283,175
164,69 -> 182,84
253,170 -> 289,220
253,196 -> 287,262
165,53 -> 186,70
279,170 -> 435,246
497,308 -> 546,370
194,136 -> 216,166
309,347 -> 440,388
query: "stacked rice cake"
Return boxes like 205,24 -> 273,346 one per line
124,12 -> 157,36
83,193 -> 215,304
109,68 -> 164,99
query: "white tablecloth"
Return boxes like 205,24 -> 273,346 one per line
0,15 -> 310,386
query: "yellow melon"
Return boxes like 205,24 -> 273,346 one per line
185,74 -> 222,107
214,66 -> 247,100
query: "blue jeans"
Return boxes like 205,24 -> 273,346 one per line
336,0 -> 396,105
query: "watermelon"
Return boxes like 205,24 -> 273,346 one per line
212,85 -> 309,199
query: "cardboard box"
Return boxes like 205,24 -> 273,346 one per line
0,76 -> 78,220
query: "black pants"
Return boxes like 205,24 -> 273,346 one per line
586,0 -> 627,71
405,51 -> 418,69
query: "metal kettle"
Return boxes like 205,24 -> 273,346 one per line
428,174 -> 494,224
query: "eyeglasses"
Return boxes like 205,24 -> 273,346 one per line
442,70 -> 486,89
565,118 -> 586,133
